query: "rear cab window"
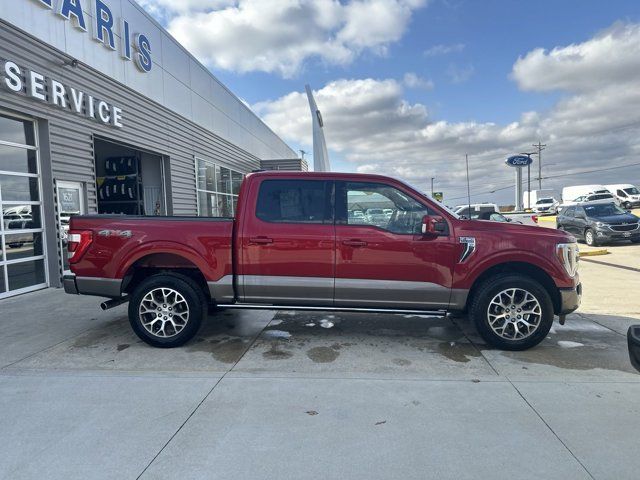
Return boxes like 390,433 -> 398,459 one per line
255,179 -> 333,224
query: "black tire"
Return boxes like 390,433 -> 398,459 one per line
128,273 -> 207,348
584,228 -> 598,247
623,202 -> 632,210
469,274 -> 554,351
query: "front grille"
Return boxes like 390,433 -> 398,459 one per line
610,223 -> 639,232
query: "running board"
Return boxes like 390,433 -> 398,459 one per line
216,303 -> 447,316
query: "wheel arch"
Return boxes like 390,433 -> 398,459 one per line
121,252 -> 210,301
466,261 -> 561,315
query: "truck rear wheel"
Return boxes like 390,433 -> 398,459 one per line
469,274 -> 554,351
128,273 -> 206,348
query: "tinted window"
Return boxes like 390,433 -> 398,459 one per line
340,182 -> 437,234
563,207 -> 575,217
256,180 -> 331,223
584,203 -> 626,216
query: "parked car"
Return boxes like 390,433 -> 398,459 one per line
533,197 -> 559,215
523,189 -> 555,210
477,211 -> 522,224
348,210 -> 365,223
454,203 -> 539,226
558,192 -> 619,212
65,171 -> 581,351
364,208 -> 388,225
605,184 -> 640,210
556,203 -> 640,246
561,184 -> 610,204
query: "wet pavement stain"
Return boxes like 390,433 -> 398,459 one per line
307,346 -> 340,363
436,343 -> 481,363
263,344 -> 294,360
392,358 -> 411,366
186,337 -> 248,364
490,316 -> 638,374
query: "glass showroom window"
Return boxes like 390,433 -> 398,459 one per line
195,157 -> 243,217
0,112 -> 47,298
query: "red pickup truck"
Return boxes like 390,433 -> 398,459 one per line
64,171 -> 581,350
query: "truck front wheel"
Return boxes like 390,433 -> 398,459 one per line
128,274 -> 206,348
469,274 -> 554,351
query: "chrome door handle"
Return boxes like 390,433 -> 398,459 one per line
342,239 -> 368,247
249,236 -> 273,245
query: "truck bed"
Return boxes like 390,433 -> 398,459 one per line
68,215 -> 235,297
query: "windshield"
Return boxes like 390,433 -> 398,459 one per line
584,203 -> 627,216
537,198 -> 553,204
589,194 -> 613,200
623,187 -> 640,195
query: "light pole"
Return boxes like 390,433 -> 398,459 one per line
533,141 -> 546,190
431,177 -> 435,196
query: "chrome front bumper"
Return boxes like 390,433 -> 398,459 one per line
559,283 -> 582,315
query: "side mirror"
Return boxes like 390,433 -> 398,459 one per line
628,325 -> 640,372
421,215 -> 434,234
422,215 -> 446,235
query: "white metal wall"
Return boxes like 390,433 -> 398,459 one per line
1,0 -> 296,160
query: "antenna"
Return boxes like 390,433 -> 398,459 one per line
465,154 -> 471,216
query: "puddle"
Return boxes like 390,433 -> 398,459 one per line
436,342 -> 481,363
263,344 -> 294,360
187,337 -> 248,364
307,346 -> 340,363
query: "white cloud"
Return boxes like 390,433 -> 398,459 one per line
423,43 -> 465,56
512,22 -> 640,93
446,63 -> 474,83
403,72 -> 434,89
140,0 -> 428,77
254,22 -> 640,203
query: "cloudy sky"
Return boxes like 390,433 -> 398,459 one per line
137,0 -> 640,205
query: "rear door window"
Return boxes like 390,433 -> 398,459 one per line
256,179 -> 332,224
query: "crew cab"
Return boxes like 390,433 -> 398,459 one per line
65,172 -> 581,351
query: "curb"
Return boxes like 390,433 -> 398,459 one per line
579,249 -> 609,257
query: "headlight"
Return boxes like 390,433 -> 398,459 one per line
595,221 -> 605,228
556,243 -> 579,277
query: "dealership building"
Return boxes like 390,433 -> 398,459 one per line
0,0 -> 302,299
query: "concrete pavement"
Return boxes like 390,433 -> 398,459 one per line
0,249 -> 639,479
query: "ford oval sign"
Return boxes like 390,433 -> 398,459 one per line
505,155 -> 533,167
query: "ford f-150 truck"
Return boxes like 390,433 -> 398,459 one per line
64,171 -> 581,350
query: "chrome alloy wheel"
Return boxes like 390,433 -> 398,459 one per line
487,288 -> 542,341
139,288 -> 189,338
